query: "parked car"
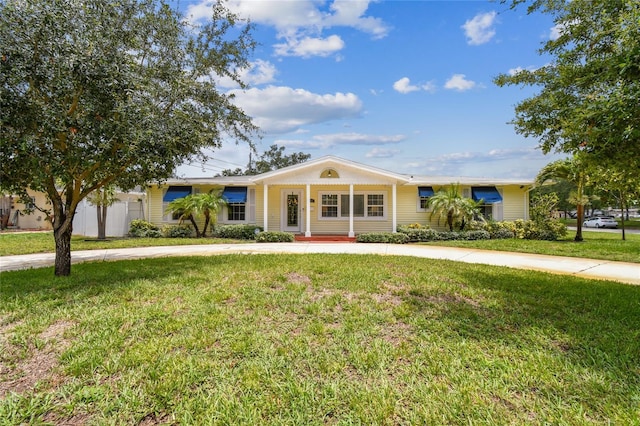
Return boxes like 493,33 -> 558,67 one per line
583,216 -> 618,229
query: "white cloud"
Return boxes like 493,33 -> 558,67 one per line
409,147 -> 553,177
228,86 -> 363,134
365,147 -> 400,158
215,59 -> 278,89
279,132 -> 405,149
549,24 -> 563,41
444,74 -> 476,91
326,0 -> 390,40
393,77 -> 437,94
186,0 -> 389,58
274,35 -> 345,58
393,77 -> 420,94
462,11 -> 497,45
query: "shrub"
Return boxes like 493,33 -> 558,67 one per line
491,228 -> 516,239
397,227 -> 439,242
513,219 -> 567,241
255,231 -> 294,242
461,230 -> 491,240
162,224 -> 194,238
211,224 -> 263,240
356,232 -> 409,244
538,220 -> 568,241
128,219 -> 162,238
484,221 -> 516,239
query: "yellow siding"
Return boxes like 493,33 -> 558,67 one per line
148,182 -> 530,234
7,190 -> 53,230
501,185 -> 528,221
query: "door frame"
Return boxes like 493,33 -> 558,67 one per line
281,189 -> 303,233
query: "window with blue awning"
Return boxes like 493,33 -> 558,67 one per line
163,186 -> 192,202
222,186 -> 247,203
472,187 -> 503,203
418,186 -> 434,197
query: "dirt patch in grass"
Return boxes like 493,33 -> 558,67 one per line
0,320 -> 74,397
286,272 -> 312,284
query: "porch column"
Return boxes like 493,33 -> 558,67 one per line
392,183 -> 397,233
263,184 -> 268,232
348,184 -> 355,237
305,184 -> 311,237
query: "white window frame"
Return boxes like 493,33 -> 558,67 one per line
417,194 -> 430,212
317,191 -> 386,221
226,203 -> 246,222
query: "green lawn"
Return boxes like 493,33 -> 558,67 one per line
2,230 -> 639,263
0,232 -> 248,257
421,231 -> 640,263
1,255 -> 639,424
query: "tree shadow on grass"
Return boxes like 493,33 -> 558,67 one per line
407,261 -> 640,379
0,255 -> 252,312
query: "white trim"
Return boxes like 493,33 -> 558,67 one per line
348,184 -> 354,237
281,189 -> 302,233
392,184 -> 397,233
305,184 -> 311,237
317,190 -> 387,221
263,184 -> 268,232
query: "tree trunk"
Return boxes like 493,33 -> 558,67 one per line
97,204 -> 107,240
202,212 -> 210,238
54,221 -> 73,276
574,204 -> 584,242
188,215 -> 200,237
620,200 -> 626,241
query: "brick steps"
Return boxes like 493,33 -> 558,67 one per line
294,235 -> 356,243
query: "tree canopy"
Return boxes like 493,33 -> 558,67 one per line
220,144 -> 311,176
495,0 -> 640,167
0,0 -> 257,275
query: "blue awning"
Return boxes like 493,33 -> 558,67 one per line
472,187 -> 503,203
418,186 -> 434,197
222,186 -> 247,203
163,186 -> 192,202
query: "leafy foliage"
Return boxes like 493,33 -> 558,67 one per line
428,184 -> 484,231
220,144 -> 311,176
0,0 -> 256,274
128,220 -> 161,238
212,224 -> 263,240
254,231 -> 295,243
356,233 -> 410,244
161,224 -> 194,238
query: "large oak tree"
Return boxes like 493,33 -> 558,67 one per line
495,0 -> 640,200
0,0 -> 257,275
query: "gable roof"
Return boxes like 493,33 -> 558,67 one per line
159,155 -> 533,187
253,155 -> 410,185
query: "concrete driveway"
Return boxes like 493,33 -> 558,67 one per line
1,243 -> 638,285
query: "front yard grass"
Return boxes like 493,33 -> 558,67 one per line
1,254 -> 639,424
2,230 -> 638,263
420,231 -> 640,263
0,232 -> 247,257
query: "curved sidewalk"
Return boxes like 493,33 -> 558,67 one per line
1,243 -> 638,285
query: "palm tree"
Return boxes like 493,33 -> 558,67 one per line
428,184 -> 465,231
536,156 -> 589,242
87,185 -> 119,240
457,197 -> 483,231
194,190 -> 227,237
165,194 -> 200,237
165,191 -> 227,238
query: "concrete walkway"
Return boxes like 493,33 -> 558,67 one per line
1,243 -> 638,285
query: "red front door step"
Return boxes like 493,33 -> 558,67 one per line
294,234 -> 356,243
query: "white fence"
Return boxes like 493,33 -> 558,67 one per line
73,199 -> 145,237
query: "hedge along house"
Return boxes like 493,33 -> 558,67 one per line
146,156 -> 533,236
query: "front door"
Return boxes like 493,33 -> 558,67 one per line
282,189 -> 302,233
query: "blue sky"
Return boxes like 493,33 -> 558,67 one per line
176,0 -> 565,179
